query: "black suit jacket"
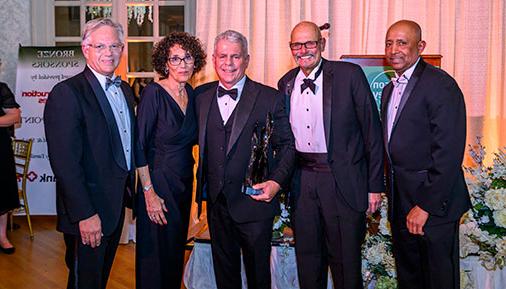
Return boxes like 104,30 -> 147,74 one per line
44,66 -> 136,236
195,78 -> 295,223
381,59 -> 471,225
278,59 -> 385,212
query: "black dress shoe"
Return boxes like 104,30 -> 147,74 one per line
0,245 -> 15,254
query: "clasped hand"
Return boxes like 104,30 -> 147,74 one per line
250,180 -> 281,202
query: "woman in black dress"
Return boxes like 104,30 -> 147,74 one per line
135,32 -> 206,289
0,81 -> 21,255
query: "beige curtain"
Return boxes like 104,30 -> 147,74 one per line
188,0 -> 506,237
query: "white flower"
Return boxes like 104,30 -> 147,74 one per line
479,215 -> 490,224
272,217 -> 282,230
460,234 -> 480,257
493,209 -> 506,228
477,229 -> 494,243
379,217 -> 391,236
484,188 -> 506,210
460,223 -> 481,257
464,140 -> 506,270
495,238 -> 506,258
479,251 -> 497,270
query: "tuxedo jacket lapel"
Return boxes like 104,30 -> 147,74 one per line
83,67 -> 128,171
198,84 -> 215,159
121,82 -> 136,169
282,73 -> 297,115
322,60 -> 332,149
391,60 -> 426,135
227,78 -> 257,155
281,60 -> 331,146
382,82 -> 394,152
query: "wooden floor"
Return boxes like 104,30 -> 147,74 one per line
0,216 -> 140,289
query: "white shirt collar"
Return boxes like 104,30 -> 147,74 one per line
88,65 -> 118,91
395,57 -> 421,80
296,59 -> 323,83
218,75 -> 247,101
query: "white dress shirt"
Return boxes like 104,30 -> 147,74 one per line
289,61 -> 327,153
217,75 -> 246,124
387,57 -> 421,142
89,65 -> 132,170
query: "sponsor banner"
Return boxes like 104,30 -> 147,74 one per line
341,55 -> 440,110
361,66 -> 395,110
15,46 -> 85,214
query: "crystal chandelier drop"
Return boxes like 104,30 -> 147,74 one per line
127,5 -> 154,26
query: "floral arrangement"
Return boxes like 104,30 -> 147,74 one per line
361,197 -> 397,289
461,138 -> 506,270
274,192 -> 397,287
272,192 -> 293,245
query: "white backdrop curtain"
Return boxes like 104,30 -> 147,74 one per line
188,0 -> 506,238
194,0 -> 505,152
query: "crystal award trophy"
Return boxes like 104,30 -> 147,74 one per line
242,113 -> 273,195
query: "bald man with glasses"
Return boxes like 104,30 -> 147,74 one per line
278,21 -> 385,289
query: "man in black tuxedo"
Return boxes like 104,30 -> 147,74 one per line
381,20 -> 471,289
44,18 -> 136,289
278,21 -> 384,289
195,30 -> 295,289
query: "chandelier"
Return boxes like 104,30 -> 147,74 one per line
85,1 -> 154,26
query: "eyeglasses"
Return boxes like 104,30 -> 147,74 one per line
86,43 -> 124,53
168,55 -> 194,66
289,39 -> 321,50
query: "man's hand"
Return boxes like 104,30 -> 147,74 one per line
406,205 -> 429,235
79,214 -> 102,248
367,192 -> 383,214
250,180 -> 281,202
145,188 -> 168,225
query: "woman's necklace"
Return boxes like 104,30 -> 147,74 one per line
161,80 -> 187,114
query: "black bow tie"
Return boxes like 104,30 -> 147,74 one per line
301,79 -> 316,94
217,86 -> 238,100
300,64 -> 323,94
105,77 -> 122,90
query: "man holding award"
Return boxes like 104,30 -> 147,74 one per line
278,21 -> 385,289
195,30 -> 295,289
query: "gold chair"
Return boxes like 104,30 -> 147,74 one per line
10,138 -> 34,240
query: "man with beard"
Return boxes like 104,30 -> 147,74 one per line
278,21 -> 384,289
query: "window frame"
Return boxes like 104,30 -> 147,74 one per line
33,0 -> 196,81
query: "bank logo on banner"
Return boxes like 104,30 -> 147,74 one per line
15,46 -> 86,215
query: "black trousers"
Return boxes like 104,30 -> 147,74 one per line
292,165 -> 365,289
135,181 -> 192,289
63,208 -> 125,289
391,219 -> 461,289
208,193 -> 274,289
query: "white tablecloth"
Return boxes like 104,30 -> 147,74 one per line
183,242 -> 332,289
460,256 -> 506,289
184,242 -> 506,289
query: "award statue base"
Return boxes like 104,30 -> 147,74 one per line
243,186 -> 263,196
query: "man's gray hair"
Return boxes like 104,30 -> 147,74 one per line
82,18 -> 124,45
214,30 -> 248,56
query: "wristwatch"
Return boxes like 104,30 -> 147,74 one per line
142,184 -> 153,192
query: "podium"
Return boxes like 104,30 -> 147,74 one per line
340,54 -> 441,109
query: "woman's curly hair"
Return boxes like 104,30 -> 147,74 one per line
152,31 -> 207,78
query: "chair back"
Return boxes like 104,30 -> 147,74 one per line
12,138 -> 34,191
